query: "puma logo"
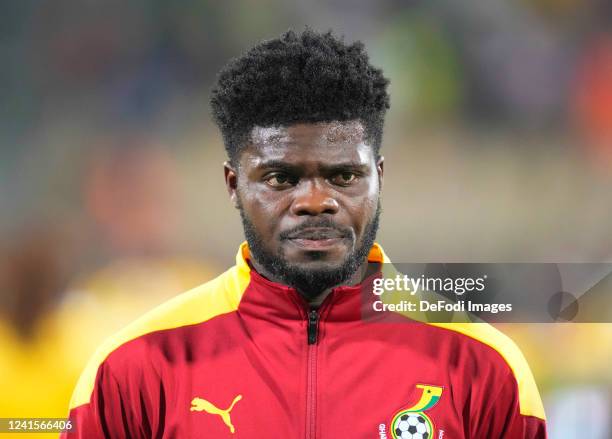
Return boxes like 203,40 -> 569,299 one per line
190,394 -> 243,433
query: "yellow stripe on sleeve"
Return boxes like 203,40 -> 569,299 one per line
69,245 -> 252,409
430,322 -> 546,420
375,253 -> 545,421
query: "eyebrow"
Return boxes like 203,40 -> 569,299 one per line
256,160 -> 369,173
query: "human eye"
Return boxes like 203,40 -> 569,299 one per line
264,172 -> 297,188
330,171 -> 358,186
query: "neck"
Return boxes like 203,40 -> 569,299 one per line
249,257 -> 376,307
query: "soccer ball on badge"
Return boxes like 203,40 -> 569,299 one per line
392,412 -> 432,439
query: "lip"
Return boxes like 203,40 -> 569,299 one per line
287,237 -> 345,250
285,227 -> 344,240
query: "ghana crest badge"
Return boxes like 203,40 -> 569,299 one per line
389,384 -> 443,439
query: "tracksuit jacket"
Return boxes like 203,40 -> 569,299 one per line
62,243 -> 547,438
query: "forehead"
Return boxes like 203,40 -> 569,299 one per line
242,121 -> 373,166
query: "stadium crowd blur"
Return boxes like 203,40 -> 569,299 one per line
1,0 -> 611,437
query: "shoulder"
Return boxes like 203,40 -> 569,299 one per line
427,321 -> 546,420
69,264 -> 250,409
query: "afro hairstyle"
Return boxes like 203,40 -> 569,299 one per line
210,28 -> 390,164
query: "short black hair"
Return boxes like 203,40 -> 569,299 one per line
210,29 -> 390,164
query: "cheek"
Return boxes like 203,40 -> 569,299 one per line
354,197 -> 378,230
346,180 -> 379,228
239,184 -> 286,237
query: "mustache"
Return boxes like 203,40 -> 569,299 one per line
279,219 -> 353,240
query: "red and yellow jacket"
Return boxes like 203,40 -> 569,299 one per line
63,243 -> 546,438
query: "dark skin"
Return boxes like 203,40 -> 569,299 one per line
224,121 -> 384,306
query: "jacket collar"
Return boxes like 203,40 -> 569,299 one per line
235,241 -> 390,321
235,241 -> 390,275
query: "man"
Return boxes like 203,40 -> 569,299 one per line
63,29 -> 546,438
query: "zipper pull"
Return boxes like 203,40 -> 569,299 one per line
307,309 -> 319,345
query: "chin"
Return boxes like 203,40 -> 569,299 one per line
282,240 -> 352,262
290,257 -> 346,271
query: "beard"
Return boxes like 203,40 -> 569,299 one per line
238,200 -> 381,301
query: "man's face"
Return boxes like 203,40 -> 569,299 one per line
225,121 -> 383,298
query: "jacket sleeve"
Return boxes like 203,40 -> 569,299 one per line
60,361 -> 134,439
472,371 -> 547,439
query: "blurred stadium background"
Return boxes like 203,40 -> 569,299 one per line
0,0 -> 611,437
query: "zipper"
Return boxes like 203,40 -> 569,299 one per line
305,308 -> 319,439
307,309 -> 319,345
304,294 -> 334,439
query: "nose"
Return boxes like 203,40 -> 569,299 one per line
290,180 -> 339,216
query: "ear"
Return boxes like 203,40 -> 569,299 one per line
224,161 -> 240,209
376,155 -> 384,190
